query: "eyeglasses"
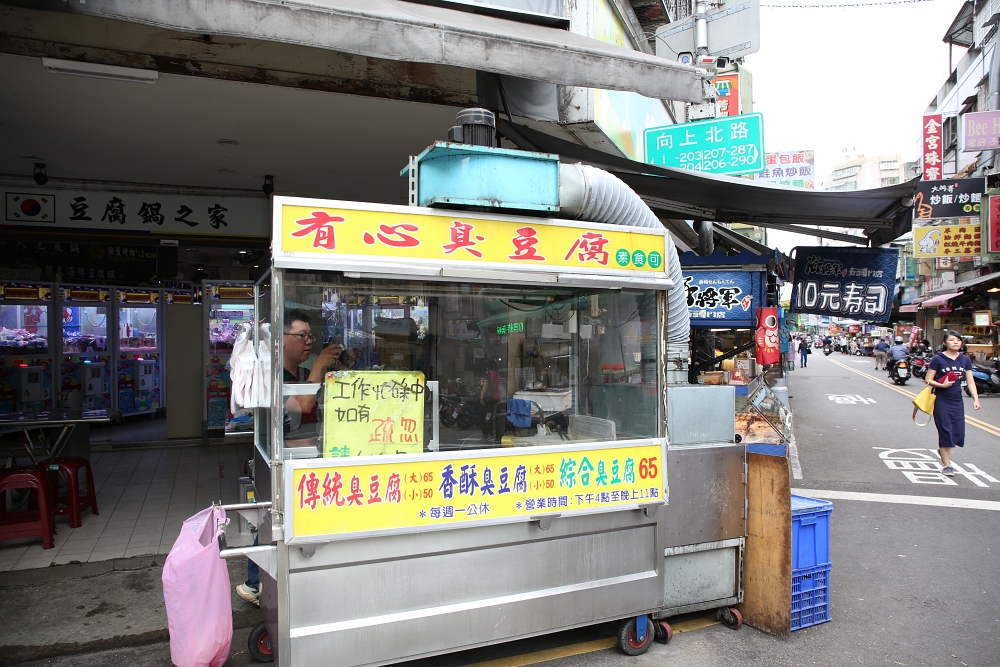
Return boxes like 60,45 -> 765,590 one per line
284,332 -> 316,342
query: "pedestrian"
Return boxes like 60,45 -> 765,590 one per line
788,336 -> 799,371
925,330 -> 980,476
799,336 -> 809,368
874,337 -> 889,370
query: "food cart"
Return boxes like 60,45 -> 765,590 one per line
202,281 -> 255,433
0,282 -> 56,414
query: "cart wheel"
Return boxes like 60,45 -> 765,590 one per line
248,622 -> 274,662
616,616 -> 655,656
717,607 -> 743,630
652,620 -> 673,644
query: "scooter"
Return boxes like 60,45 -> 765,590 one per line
964,364 -> 1000,397
823,344 -> 832,356
888,358 -> 910,385
911,353 -> 929,380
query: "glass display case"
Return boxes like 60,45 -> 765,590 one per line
734,376 -> 792,444
118,306 -> 158,351
0,303 -> 49,356
0,283 -> 55,414
274,271 -> 660,459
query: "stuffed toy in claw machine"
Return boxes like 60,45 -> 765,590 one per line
755,307 -> 782,366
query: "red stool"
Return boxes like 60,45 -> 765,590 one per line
43,457 -> 99,529
0,466 -> 55,549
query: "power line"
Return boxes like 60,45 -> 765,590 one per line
762,0 -> 933,7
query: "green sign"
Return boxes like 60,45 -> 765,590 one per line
497,321 -> 524,335
643,113 -> 765,176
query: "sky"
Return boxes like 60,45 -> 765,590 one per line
742,0 -> 968,252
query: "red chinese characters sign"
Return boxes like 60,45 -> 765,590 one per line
922,114 -> 943,181
275,199 -> 668,275
988,195 -> 1000,254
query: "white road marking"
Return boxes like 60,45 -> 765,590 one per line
789,435 -> 803,480
791,488 -> 1000,511
826,394 -> 876,404
873,448 -> 1000,487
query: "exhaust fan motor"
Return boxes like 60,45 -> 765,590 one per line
446,108 -> 496,147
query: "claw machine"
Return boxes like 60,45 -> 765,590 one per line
0,282 -> 55,414
202,282 -> 254,434
57,285 -> 113,411
114,287 -> 163,416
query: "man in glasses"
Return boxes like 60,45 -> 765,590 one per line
283,309 -> 342,409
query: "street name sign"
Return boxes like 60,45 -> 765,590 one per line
643,113 -> 765,176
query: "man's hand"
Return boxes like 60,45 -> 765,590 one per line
315,343 -> 342,368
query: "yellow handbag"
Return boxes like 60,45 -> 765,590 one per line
911,386 -> 936,426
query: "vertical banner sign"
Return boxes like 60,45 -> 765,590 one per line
790,247 -> 900,323
323,371 -> 425,457
922,115 -> 943,181
754,308 -> 781,365
988,195 -> 1000,253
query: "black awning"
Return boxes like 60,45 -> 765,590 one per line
498,121 -> 917,246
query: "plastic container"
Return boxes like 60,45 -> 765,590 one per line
791,563 -> 832,631
791,494 -> 832,570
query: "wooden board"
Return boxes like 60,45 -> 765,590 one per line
737,452 -> 792,636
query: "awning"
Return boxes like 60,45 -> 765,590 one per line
498,122 -> 917,244
36,0 -> 705,102
921,292 -> 962,307
925,271 -> 1000,297
899,305 -> 920,313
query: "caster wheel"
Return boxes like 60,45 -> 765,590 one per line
248,622 -> 274,662
717,607 -> 743,630
653,620 -> 673,644
616,616 -> 655,656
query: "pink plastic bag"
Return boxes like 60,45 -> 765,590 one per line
162,506 -> 233,667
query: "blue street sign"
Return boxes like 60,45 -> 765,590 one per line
643,113 -> 765,176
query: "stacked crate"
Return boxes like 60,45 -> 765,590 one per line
790,494 -> 833,631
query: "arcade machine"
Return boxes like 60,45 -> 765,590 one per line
57,285 -> 113,411
114,287 -> 163,416
0,283 -> 55,414
202,282 -> 254,433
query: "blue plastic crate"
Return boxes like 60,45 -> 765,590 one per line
791,563 -> 832,631
791,494 -> 833,570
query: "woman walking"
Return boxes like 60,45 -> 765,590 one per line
925,330 -> 980,476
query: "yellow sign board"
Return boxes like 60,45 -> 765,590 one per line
274,199 -> 667,274
288,442 -> 664,541
323,371 -> 425,457
913,224 -> 983,257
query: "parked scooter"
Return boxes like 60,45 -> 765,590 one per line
964,363 -> 1000,397
911,353 -> 929,380
888,357 -> 910,385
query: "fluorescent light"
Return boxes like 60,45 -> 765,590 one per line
42,58 -> 158,84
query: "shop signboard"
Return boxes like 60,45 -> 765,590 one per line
921,114 -> 943,181
714,74 -> 740,117
901,286 -> 918,304
3,187 -> 268,237
323,370 -> 425,457
913,178 -> 984,219
752,150 -> 815,188
963,110 -> 1000,152
683,270 -> 763,328
274,199 -> 668,278
642,113 -> 765,176
790,247 -> 899,323
986,195 -> 1000,253
913,224 -> 982,257
286,440 -> 665,541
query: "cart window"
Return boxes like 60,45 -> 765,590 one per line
254,273 -> 272,462
0,305 -> 49,356
277,273 -> 660,459
62,307 -> 108,353
118,307 -> 158,351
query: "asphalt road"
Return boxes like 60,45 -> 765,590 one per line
20,353 -> 1000,667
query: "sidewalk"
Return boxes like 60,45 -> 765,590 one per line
0,443 -> 253,571
0,554 -> 262,665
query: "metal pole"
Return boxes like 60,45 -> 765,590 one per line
695,0 -> 709,55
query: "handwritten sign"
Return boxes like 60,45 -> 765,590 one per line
323,370 -> 425,457
287,441 -> 665,540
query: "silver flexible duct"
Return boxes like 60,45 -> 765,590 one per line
559,162 -> 690,382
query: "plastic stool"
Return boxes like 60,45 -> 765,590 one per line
43,457 -> 99,529
0,466 -> 56,549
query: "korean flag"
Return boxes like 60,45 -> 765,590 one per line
6,192 -> 55,223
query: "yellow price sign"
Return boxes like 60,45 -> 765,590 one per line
287,441 -> 665,541
323,371 -> 425,457
274,200 -> 668,274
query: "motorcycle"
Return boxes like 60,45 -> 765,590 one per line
888,358 -> 910,385
823,344 -> 832,356
439,394 -> 462,427
964,364 -> 1000,397
911,353 -> 929,380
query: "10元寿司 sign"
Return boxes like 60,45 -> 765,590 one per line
285,440 -> 665,542
643,113 -> 765,176
273,198 -> 668,277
